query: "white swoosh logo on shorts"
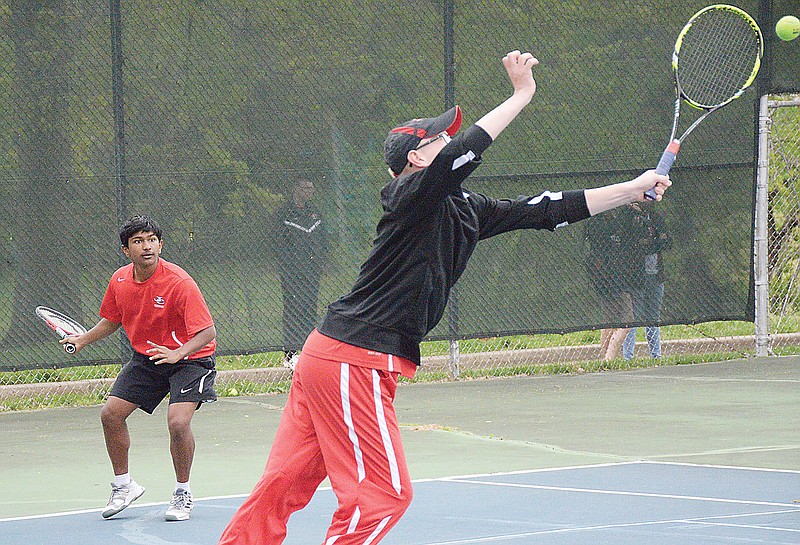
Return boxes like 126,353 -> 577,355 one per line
180,387 -> 194,394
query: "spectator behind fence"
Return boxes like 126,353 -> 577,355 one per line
622,201 -> 671,359
277,177 -> 327,368
586,207 -> 634,360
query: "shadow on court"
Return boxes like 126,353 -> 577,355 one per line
1,356 -> 799,544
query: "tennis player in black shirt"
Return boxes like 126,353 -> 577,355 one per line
218,49 -> 670,545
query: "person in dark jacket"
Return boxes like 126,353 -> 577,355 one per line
622,201 -> 671,359
586,207 -> 634,360
218,50 -> 671,545
277,176 -> 327,367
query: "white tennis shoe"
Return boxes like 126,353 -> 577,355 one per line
283,353 -> 300,371
164,489 -> 193,521
101,480 -> 145,519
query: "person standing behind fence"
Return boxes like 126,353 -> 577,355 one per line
217,49 -> 670,545
277,176 -> 327,368
586,208 -> 634,360
622,201 -> 670,359
61,215 -> 217,522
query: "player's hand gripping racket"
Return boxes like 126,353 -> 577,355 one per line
35,306 -> 87,354
645,4 -> 763,199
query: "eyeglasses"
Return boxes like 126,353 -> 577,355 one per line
415,132 -> 451,150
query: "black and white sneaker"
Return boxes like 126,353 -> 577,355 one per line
283,351 -> 299,371
164,489 -> 193,521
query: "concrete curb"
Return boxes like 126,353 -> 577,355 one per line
2,333 -> 798,400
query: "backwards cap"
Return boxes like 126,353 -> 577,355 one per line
383,106 -> 462,176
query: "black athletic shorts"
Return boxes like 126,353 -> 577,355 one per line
110,351 -> 217,414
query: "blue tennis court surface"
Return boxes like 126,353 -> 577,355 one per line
3,461 -> 799,545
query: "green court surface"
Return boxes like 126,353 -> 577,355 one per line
1,356 -> 798,520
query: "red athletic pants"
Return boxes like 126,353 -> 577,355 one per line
217,352 -> 413,544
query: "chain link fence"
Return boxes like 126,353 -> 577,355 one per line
765,96 -> 800,353
0,1 -> 798,410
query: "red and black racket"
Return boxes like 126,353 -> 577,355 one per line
35,306 -> 87,354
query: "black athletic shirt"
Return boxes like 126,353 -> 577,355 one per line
318,124 -> 591,365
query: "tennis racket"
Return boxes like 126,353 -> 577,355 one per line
645,4 -> 763,199
35,306 -> 87,354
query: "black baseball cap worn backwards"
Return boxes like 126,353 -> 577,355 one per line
383,105 -> 463,176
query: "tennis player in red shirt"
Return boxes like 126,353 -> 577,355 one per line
63,215 -> 217,522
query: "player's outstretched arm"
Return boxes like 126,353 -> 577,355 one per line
474,50 -> 539,140
584,170 -> 671,216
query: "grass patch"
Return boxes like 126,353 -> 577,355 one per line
0,390 -> 109,412
1,364 -> 122,385
409,350 -> 743,384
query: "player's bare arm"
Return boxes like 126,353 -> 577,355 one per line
146,324 -> 217,365
60,318 -> 121,353
585,170 -> 672,216
474,50 -> 539,140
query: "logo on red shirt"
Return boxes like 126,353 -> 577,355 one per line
154,296 -> 165,308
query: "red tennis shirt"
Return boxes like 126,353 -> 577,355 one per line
100,259 -> 216,359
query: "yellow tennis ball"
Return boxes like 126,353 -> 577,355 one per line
776,15 -> 800,41
227,387 -> 238,396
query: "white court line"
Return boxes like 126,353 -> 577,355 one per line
639,459 -> 800,474
0,499 -> 167,522
686,508 -> 800,523
632,375 -> 800,384
411,508 -> 800,545
432,460 -> 640,481
440,478 -> 800,508
685,518 -> 800,534
3,461 -> 797,523
436,460 -> 800,479
411,511 -> 800,545
647,444 -> 800,459
2,462 -> 637,522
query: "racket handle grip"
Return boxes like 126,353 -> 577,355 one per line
645,140 -> 680,200
64,342 -> 76,354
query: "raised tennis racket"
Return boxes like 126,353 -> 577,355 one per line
645,4 -> 763,199
35,306 -> 87,354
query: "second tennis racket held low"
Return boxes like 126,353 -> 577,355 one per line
35,306 -> 88,354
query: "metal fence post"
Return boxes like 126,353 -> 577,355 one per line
110,0 -> 132,364
754,94 -> 771,356
448,339 -> 460,379
444,0 -> 460,379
